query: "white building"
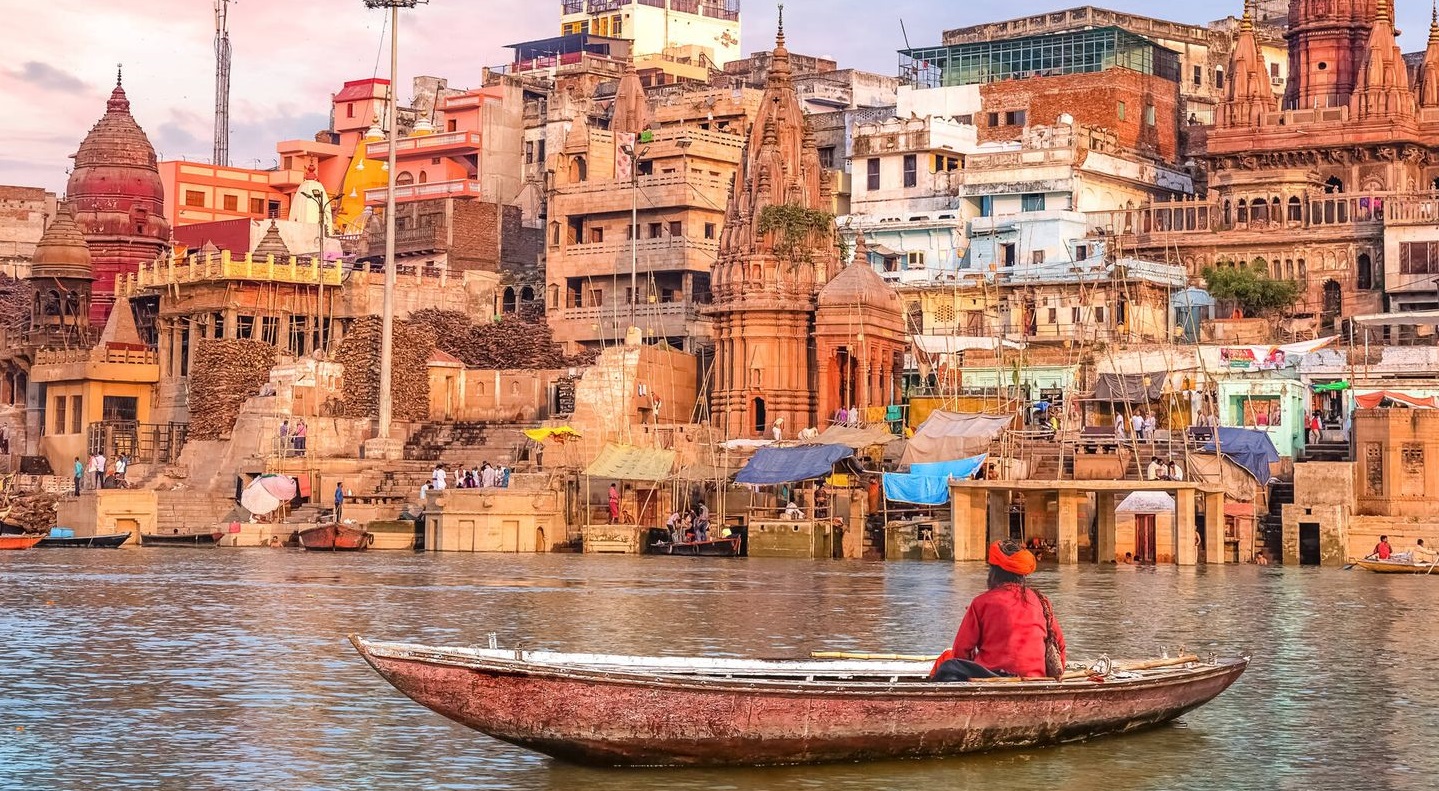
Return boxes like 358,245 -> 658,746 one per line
559,0 -> 742,67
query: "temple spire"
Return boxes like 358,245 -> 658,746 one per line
1218,0 -> 1275,127
1352,0 -> 1415,119
1419,0 -> 1439,106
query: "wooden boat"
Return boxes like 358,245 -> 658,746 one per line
1354,558 -> 1439,574
0,522 -> 26,536
650,536 -> 742,557
350,636 -> 1249,767
0,534 -> 45,550
298,523 -> 374,551
38,532 -> 132,549
139,531 -> 225,547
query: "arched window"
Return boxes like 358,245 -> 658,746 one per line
1357,253 -> 1373,290
570,156 -> 588,182
521,286 -> 534,303
418,170 -> 429,184
547,284 -> 560,309
1288,196 -> 1302,222
1252,199 -> 1268,223
1297,258 -> 1307,278
502,287 -> 517,314
1285,259 -> 1295,279
396,171 -> 414,186
1324,176 -> 1344,193
1223,200 -> 1233,226
1274,260 -> 1284,279
1237,199 -> 1249,224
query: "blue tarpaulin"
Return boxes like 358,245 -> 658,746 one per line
1202,427 -> 1280,483
909,454 -> 988,479
884,454 -> 988,505
735,444 -> 854,485
884,474 -> 952,505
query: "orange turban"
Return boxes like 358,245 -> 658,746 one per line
988,540 -> 1037,576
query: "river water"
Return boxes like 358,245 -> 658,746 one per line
1,550 -> 1433,791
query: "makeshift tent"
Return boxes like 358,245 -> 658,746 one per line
1202,428 -> 1280,483
240,475 -> 298,516
899,411 -> 1011,466
735,444 -> 854,485
582,443 -> 676,481
884,453 -> 988,505
1354,391 -> 1439,409
1114,491 -> 1176,513
524,426 -> 582,442
1092,373 -> 1165,402
812,424 -> 898,448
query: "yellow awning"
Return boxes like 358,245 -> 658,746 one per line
524,426 -> 582,442
583,443 -> 676,482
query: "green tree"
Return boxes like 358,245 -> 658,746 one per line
1201,263 -> 1301,317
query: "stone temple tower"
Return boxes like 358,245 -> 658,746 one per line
708,11 -> 836,439
66,69 -> 170,327
27,202 -> 95,348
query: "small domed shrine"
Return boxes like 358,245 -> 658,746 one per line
813,232 -> 906,425
66,69 -> 170,326
27,202 -> 95,346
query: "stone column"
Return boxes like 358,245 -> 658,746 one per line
224,307 -> 238,339
1097,490 -> 1117,564
988,489 -> 1011,544
1023,491 -> 1048,543
1176,487 -> 1198,566
1057,488 -> 1081,565
1205,490 -> 1226,564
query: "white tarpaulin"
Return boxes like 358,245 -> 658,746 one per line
1115,491 -> 1176,513
899,411 -> 1013,466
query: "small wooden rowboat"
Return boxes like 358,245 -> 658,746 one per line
1354,558 -> 1439,574
0,534 -> 45,551
140,531 -> 225,547
650,536 -> 742,557
298,523 -> 374,551
350,636 -> 1248,767
38,532 -> 132,549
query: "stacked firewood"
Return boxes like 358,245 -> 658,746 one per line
4,491 -> 62,534
407,308 -> 593,369
188,339 -> 278,440
0,274 -> 34,333
334,316 -> 434,421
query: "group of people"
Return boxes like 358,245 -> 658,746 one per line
1370,535 -> 1437,564
664,500 -> 713,543
72,451 -> 131,495
1114,410 -> 1159,442
428,462 -> 510,492
277,419 -> 308,456
1145,456 -> 1186,481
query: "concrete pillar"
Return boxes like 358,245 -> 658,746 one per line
1204,490 -> 1226,564
1176,487 -> 1198,566
950,486 -> 986,562
1097,490 -> 1117,564
1057,488 -> 1081,564
988,489 -> 1010,543
1023,491 -> 1048,543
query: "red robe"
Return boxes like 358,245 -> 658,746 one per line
951,584 -> 1066,678
1375,541 -> 1392,559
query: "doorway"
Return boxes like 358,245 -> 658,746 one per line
1135,513 -> 1157,563
1299,522 -> 1321,565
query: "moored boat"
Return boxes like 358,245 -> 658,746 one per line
140,531 -> 225,547
650,536 -> 742,557
38,531 -> 132,549
350,636 -> 1249,767
298,523 -> 374,551
1354,558 -> 1439,574
0,534 -> 45,550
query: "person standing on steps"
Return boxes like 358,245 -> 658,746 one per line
73,456 -> 84,496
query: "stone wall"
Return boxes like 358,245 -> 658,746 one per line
978,69 -> 1181,163
1353,408 -> 1439,517
426,486 -> 566,552
0,186 -> 55,277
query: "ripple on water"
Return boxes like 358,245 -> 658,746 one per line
0,551 -> 1435,790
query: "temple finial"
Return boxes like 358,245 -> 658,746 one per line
116,64 -> 123,86
776,2 -> 785,48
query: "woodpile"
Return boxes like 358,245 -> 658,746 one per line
334,316 -> 433,421
188,339 -> 278,440
407,308 -> 593,369
3,491 -> 62,534
0,274 -> 34,334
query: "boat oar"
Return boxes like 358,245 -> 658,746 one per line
810,651 -> 938,662
1343,553 -> 1377,571
968,654 -> 1202,683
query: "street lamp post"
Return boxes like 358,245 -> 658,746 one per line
621,142 -> 649,328
363,0 -> 424,449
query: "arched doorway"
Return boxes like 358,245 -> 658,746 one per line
502,287 -> 517,314
752,397 -> 767,436
1322,280 -> 1343,330
1356,253 -> 1373,290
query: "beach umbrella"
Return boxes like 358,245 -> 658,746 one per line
241,475 -> 295,516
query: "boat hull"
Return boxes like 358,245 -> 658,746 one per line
651,537 -> 742,557
299,523 -> 373,551
140,532 -> 225,547
351,638 -> 1248,767
38,532 -> 132,549
0,534 -> 45,550
1356,559 -> 1439,574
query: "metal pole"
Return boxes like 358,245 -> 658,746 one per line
378,3 -> 399,440
630,162 -> 638,328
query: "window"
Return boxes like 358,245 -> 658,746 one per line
903,154 -> 917,188
669,221 -> 682,237
1031,250 -> 1046,264
1143,105 -> 1156,126
346,103 -> 354,118
283,156 -> 294,170
1074,243 -> 1090,260
906,251 -> 925,269
1095,306 -> 1106,323
1021,193 -> 1045,212
53,395 -> 66,435
818,146 -> 836,168
184,190 -> 205,207
525,141 -> 535,164
1357,253 -> 1374,290
1000,243 -> 1017,266
1287,196 -> 1303,222
933,155 -> 959,171
1048,307 -> 1057,324
70,395 -> 82,434
447,119 -> 458,132
1071,307 -> 1081,323
268,201 -> 280,219
704,222 -> 716,239
637,160 -> 654,176
102,395 -> 138,422
986,111 -> 1000,127
955,114 -> 974,125
588,289 -> 603,307
648,222 -> 662,239
1270,62 -> 1280,79
222,194 -> 239,212
1401,242 -> 1439,274
1214,67 -> 1225,90
1004,109 -> 1026,126
250,197 -> 265,215
866,158 -> 880,191
1193,65 -> 1203,86
1117,101 -> 1126,121
979,195 -> 994,217
590,227 -> 604,243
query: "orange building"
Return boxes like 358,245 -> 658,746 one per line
157,161 -> 291,228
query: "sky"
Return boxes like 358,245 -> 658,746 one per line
6,0 -> 1439,195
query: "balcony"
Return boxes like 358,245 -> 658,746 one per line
118,249 -> 342,295
363,225 -> 447,259
31,344 -> 160,385
551,301 -> 705,344
365,178 -> 484,206
365,131 -> 482,160
554,237 -> 720,275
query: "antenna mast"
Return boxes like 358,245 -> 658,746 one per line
214,0 -> 233,167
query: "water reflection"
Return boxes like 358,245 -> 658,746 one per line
0,552 -> 1435,790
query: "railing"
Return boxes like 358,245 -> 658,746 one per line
86,420 -> 188,465
35,345 -> 159,367
364,130 -> 482,159
560,236 -> 720,260
363,225 -> 446,258
1092,190 -> 1439,238
120,249 -> 342,294
364,179 -> 483,204
559,302 -> 698,322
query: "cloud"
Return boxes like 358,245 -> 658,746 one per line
10,61 -> 89,93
